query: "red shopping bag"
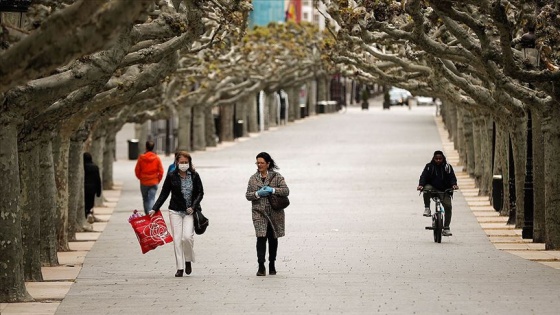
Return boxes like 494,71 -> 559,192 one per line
129,210 -> 173,254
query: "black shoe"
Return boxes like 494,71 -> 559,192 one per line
256,264 -> 266,276
175,269 -> 184,277
269,262 -> 276,275
185,262 -> 192,275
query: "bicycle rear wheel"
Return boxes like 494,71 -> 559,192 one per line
434,211 -> 443,243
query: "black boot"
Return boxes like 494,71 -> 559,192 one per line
256,263 -> 266,276
268,261 -> 276,275
185,262 -> 192,275
256,237 -> 266,276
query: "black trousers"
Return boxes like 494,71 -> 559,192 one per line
256,223 -> 278,264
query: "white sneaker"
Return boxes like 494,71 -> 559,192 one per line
87,214 -> 95,224
442,228 -> 452,236
423,207 -> 431,217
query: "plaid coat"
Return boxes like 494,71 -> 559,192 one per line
245,170 -> 290,238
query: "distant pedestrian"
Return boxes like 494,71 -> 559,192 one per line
167,150 -> 180,175
83,152 -> 102,224
135,140 -> 164,214
150,150 -> 204,277
245,152 -> 290,276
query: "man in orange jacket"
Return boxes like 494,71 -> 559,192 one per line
135,140 -> 164,214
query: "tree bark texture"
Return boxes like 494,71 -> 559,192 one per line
463,110 -> 475,177
472,116 -> 484,188
543,105 -> 560,249
0,121 -> 33,302
456,108 -> 467,170
192,105 -> 206,151
177,104 -> 193,150
90,128 -> 106,208
532,110 -> 545,243
220,104 -> 235,142
67,136 -> 84,241
18,139 -> 43,281
246,94 -> 259,133
511,119 -> 527,229
53,135 -> 71,252
287,86 -> 298,122
494,123 -> 511,216
204,107 -> 217,147
103,132 -> 116,190
267,93 -> 278,128
479,117 -> 493,196
34,137 -> 60,265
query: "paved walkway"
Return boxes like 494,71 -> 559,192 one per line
3,101 -> 560,314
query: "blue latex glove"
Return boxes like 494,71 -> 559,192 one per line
263,186 -> 274,194
257,187 -> 271,197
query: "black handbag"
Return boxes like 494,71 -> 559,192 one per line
193,210 -> 209,235
267,173 -> 290,211
269,194 -> 290,211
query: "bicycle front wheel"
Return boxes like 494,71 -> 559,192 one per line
434,212 -> 443,243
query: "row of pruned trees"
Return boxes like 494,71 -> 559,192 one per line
323,0 -> 560,249
0,0 -> 336,302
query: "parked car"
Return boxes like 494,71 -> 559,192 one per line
416,96 -> 435,106
388,87 -> 412,106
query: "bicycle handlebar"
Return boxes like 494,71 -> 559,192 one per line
419,188 -> 456,197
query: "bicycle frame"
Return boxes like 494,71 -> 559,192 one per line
422,189 -> 453,243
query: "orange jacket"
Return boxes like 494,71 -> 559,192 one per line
135,151 -> 164,186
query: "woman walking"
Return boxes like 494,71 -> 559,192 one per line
150,151 -> 204,277
245,152 -> 290,276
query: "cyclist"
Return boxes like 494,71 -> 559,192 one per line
417,150 -> 459,236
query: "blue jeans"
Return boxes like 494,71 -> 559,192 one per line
140,184 -> 158,214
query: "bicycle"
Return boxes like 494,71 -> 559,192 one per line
421,189 -> 454,243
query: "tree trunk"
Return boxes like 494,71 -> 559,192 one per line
494,123 -> 511,217
34,135 -> 61,263
220,104 -> 234,142
18,138 -> 43,281
53,135 -> 71,252
192,104 -> 206,151
472,115 -> 483,188
543,105 -> 560,249
266,93 -> 277,128
204,106 -> 217,147
456,108 -> 467,169
287,86 -> 298,121
479,116 -> 493,196
103,132 -> 116,190
177,104 -> 193,150
68,135 -> 85,241
308,79 -> 318,116
246,93 -> 259,133
90,127 -> 106,208
511,118 -> 527,229
463,110 -> 475,177
532,110 -> 545,243
234,99 -> 248,137
0,120 -> 32,302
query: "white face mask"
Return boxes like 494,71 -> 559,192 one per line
178,163 -> 189,172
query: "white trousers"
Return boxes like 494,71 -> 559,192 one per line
168,210 -> 195,270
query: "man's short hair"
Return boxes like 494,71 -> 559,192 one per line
146,140 -> 155,152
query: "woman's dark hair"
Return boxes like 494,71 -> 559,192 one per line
256,152 -> 279,170
83,152 -> 93,164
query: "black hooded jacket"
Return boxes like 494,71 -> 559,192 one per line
418,151 -> 457,191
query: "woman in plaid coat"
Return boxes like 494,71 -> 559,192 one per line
245,152 -> 290,276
